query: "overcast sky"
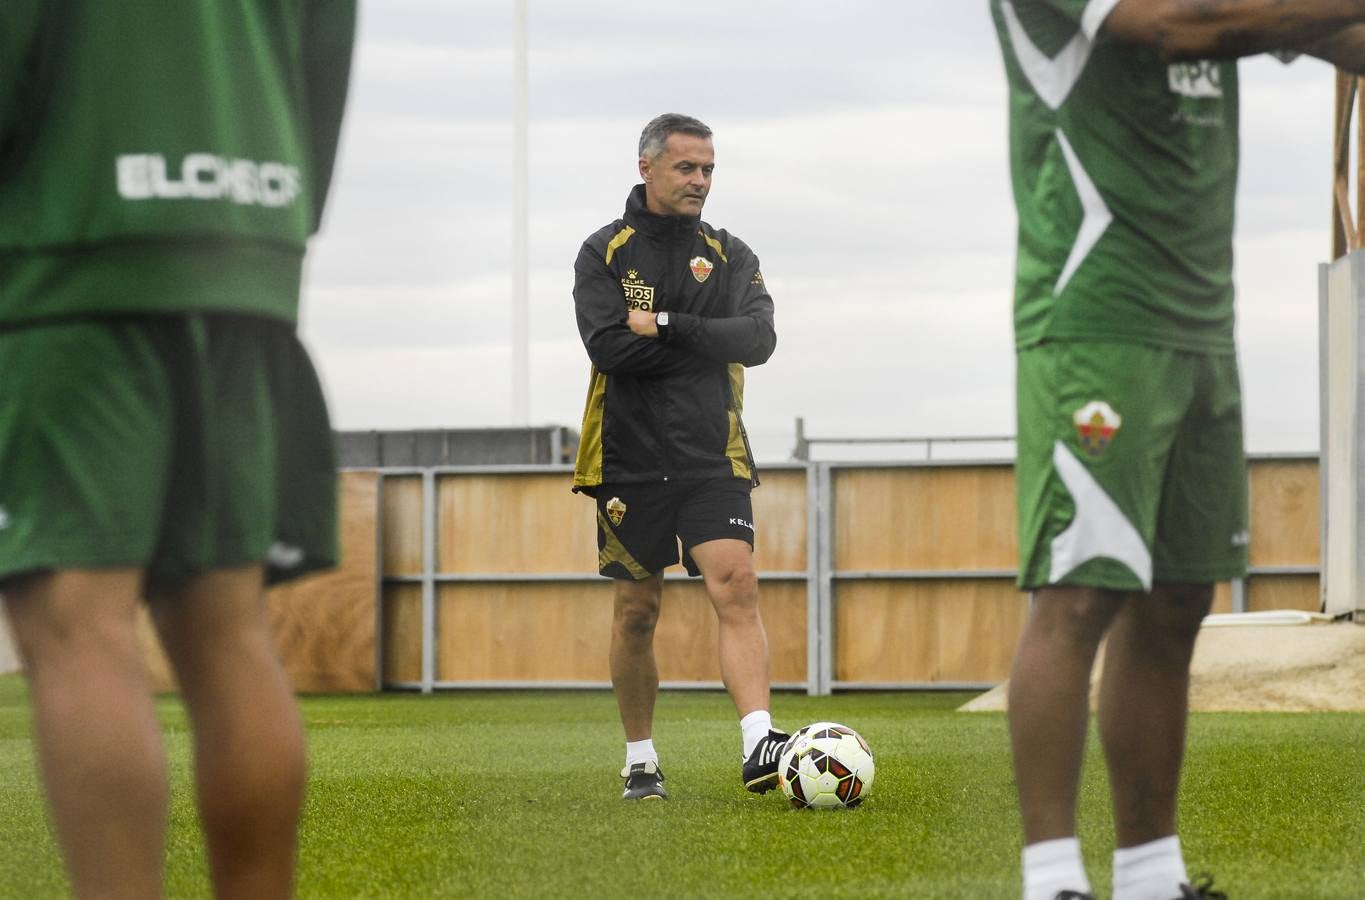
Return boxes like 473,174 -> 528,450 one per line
300,1 -> 1349,461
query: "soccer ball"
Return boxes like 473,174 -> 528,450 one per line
776,721 -> 875,809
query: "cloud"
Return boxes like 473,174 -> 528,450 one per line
305,4 -> 1344,457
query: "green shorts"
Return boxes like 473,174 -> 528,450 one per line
0,313 -> 337,586
1016,341 -> 1249,591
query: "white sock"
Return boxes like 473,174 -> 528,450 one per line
625,738 -> 657,768
1022,837 -> 1091,900
1112,835 -> 1188,900
740,710 -> 772,758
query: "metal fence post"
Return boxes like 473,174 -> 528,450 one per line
420,469 -> 437,695
805,461 -> 820,695
1230,577 -> 1247,614
817,463 -> 835,696
374,474 -> 387,691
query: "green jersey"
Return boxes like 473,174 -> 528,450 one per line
991,0 -> 1240,352
0,1 -> 355,325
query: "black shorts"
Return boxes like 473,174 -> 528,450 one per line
595,478 -> 755,580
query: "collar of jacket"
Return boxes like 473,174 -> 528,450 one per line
623,183 -> 700,245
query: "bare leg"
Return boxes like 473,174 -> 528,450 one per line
149,565 -> 304,900
609,574 -> 663,742
690,539 -> 769,717
1008,586 -> 1123,844
3,568 -> 167,900
1098,581 -> 1212,847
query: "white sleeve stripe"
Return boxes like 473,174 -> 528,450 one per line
1081,0 -> 1123,40
1002,1 -> 1095,110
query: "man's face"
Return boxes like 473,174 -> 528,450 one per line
640,133 -> 714,217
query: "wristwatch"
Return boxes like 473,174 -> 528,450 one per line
655,311 -> 670,340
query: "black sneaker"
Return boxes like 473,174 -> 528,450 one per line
741,729 -> 790,793
620,761 -> 667,800
1053,893 -> 1094,900
1176,876 -> 1227,899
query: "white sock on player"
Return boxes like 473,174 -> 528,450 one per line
1022,837 -> 1092,900
740,710 -> 772,758
625,738 -> 657,769
1112,835 -> 1188,900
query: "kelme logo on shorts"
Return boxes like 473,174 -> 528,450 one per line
690,256 -> 714,283
606,497 -> 627,527
621,270 -> 655,312
1073,401 -> 1122,456
266,542 -> 305,569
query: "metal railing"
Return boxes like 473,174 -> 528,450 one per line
371,452 -> 1322,696
791,417 -> 1014,462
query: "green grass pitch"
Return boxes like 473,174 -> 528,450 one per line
1,675 -> 1362,898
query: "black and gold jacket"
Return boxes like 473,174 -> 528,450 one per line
572,184 -> 776,492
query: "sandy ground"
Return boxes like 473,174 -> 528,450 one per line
960,622 -> 1365,713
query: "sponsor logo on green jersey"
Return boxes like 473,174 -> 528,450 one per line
1167,61 -> 1223,99
116,153 -> 301,208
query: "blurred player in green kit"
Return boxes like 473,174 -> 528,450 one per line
991,2 -> 1365,899
0,3 -> 355,897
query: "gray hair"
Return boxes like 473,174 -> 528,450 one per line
638,113 -> 712,160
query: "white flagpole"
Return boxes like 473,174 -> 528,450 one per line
512,0 -> 530,424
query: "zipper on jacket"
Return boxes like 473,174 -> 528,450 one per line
652,379 -> 673,482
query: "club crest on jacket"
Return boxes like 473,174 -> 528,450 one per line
689,256 -> 713,283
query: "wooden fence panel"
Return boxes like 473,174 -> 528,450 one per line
428,579 -> 807,684
1247,458 -> 1320,614
382,474 -> 425,577
1249,459 -> 1319,566
365,456 -> 1324,691
834,580 -> 1026,683
1248,575 -> 1321,613
752,468 -> 808,572
382,583 -> 423,685
834,466 -> 1017,572
438,473 -> 594,574
436,582 -> 613,681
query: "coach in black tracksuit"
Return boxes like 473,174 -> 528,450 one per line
571,113 -> 788,802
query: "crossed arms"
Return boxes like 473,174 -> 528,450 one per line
573,242 -> 777,377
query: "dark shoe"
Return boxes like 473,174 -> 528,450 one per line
1053,893 -> 1094,900
742,729 -> 790,793
621,761 -> 667,800
1176,875 -> 1227,899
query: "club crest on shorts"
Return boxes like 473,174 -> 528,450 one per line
606,496 -> 627,527
689,256 -> 714,283
1073,400 -> 1122,456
